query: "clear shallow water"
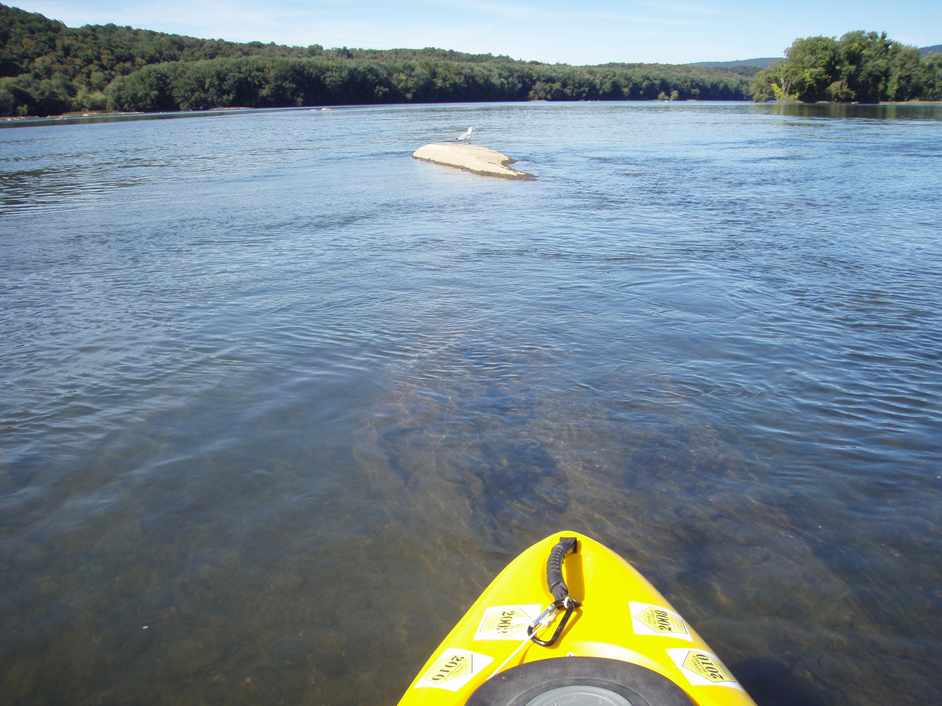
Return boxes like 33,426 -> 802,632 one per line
1,101 -> 941,706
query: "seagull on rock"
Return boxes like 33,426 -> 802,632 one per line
456,127 -> 474,142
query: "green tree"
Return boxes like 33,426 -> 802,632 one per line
887,45 -> 924,100
0,82 -> 14,114
925,54 -> 942,99
838,31 -> 893,103
751,62 -> 800,102
751,29 -> 937,104
784,36 -> 841,101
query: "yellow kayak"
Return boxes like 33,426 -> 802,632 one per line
398,532 -> 756,706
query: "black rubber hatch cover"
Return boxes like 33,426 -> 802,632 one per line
466,657 -> 695,706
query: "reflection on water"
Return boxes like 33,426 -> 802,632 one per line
1,102 -> 941,706
760,101 -> 942,121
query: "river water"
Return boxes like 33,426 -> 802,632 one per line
1,101 -> 940,706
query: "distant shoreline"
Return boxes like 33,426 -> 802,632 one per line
1,99 -> 737,127
3,99 -> 939,129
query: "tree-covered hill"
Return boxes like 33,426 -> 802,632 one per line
3,5 -> 937,115
921,45 -> 942,56
0,3 -> 749,115
687,57 -> 782,76
751,31 -> 942,102
104,58 -> 750,113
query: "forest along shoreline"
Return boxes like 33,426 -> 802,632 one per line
3,4 -> 939,119
0,5 -> 745,118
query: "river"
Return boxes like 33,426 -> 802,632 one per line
1,101 -> 940,706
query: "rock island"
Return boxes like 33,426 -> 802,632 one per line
412,143 -> 532,179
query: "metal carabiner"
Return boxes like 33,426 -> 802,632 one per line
528,596 -> 579,647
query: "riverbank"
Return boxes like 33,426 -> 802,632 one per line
0,105 -> 289,128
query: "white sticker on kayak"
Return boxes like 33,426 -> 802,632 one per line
474,604 -> 541,641
415,648 -> 493,691
667,648 -> 743,689
629,602 -> 691,640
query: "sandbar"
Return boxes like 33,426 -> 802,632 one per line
412,143 -> 532,179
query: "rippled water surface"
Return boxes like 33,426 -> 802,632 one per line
2,102 -> 941,706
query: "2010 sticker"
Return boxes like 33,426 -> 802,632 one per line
475,605 -> 541,641
629,602 -> 691,640
667,648 -> 742,689
415,649 -> 493,692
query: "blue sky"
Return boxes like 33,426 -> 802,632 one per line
14,0 -> 942,64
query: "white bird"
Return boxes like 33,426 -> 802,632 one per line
456,127 -> 474,142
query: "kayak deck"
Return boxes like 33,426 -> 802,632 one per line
398,531 -> 756,706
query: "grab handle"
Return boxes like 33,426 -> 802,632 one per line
547,536 -> 578,606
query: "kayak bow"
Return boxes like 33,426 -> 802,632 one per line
398,532 -> 756,706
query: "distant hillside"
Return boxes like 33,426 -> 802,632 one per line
689,57 -> 782,71
0,3 -> 520,81
693,44 -> 942,77
2,3 -> 932,117
0,3 -> 749,116
692,47 -> 942,71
